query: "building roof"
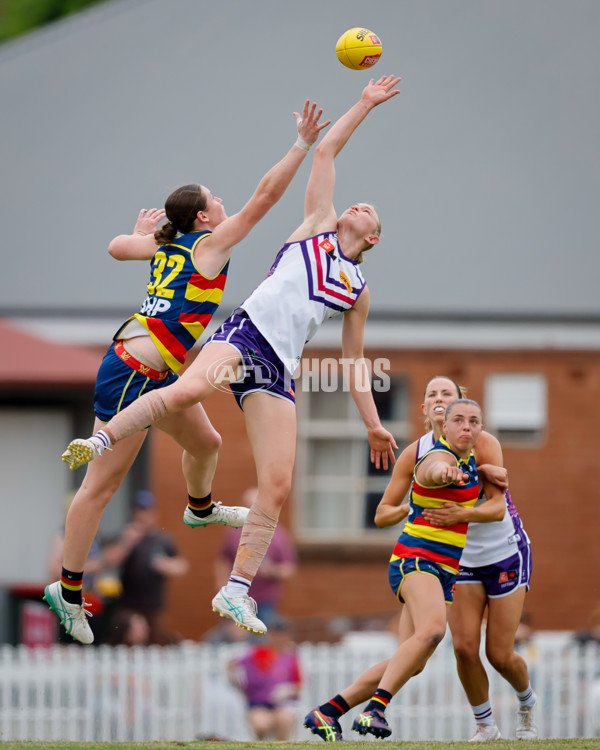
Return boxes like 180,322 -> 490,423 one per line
0,318 -> 100,388
1,0 -> 599,320
6,308 -> 600,354
309,311 -> 600,351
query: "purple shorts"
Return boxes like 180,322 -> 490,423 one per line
204,308 -> 295,410
456,542 -> 532,598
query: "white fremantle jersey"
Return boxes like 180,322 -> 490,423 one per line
241,232 -> 366,375
416,432 -> 529,568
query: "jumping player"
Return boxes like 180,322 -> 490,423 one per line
46,100 -> 330,645
60,75 -> 402,636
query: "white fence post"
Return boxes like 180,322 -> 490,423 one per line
0,632 -> 597,741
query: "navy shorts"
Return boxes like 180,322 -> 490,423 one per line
204,308 -> 296,410
389,557 -> 457,604
93,342 -> 178,423
456,541 -> 532,598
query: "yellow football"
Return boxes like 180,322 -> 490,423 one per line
336,27 -> 382,70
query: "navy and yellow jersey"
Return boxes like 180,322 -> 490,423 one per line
114,230 -> 229,373
390,436 -> 480,575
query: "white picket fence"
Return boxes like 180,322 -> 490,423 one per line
0,631 -> 599,742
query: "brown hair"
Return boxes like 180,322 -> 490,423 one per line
154,183 -> 208,244
445,398 -> 482,420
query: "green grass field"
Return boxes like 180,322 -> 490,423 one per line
1,741 -> 600,750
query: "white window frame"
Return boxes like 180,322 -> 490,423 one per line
485,373 -> 547,445
294,377 -> 411,542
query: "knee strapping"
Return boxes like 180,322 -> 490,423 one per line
105,391 -> 168,443
232,504 -> 278,582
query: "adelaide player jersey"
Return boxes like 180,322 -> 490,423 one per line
417,431 -> 530,569
391,436 -> 480,575
241,232 -> 366,375
114,230 -> 229,373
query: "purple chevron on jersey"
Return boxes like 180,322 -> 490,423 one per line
301,234 -> 365,310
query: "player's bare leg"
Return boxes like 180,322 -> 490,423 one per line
212,393 -> 296,635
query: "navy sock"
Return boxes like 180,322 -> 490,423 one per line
319,694 -> 350,719
187,493 -> 213,517
364,688 -> 393,713
60,567 -> 83,605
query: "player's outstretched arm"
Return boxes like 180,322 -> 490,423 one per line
291,75 -> 400,240
204,100 -> 330,259
416,453 -> 468,487
318,75 -> 401,160
341,288 -> 398,471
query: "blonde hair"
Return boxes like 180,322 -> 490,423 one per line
423,376 -> 467,432
355,205 -> 381,264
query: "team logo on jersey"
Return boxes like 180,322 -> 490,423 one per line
339,271 -> 353,294
319,239 -> 335,253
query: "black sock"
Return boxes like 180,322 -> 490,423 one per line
187,493 -> 213,517
319,694 -> 350,719
60,567 -> 83,605
364,688 -> 393,713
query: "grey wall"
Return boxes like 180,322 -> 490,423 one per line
1,0 -> 599,317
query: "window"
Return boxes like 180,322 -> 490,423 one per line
485,373 -> 547,445
295,370 -> 411,542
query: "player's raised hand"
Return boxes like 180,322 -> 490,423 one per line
362,75 -> 401,108
294,100 -> 331,148
133,207 -> 166,236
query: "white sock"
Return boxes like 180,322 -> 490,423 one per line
516,685 -> 536,707
91,430 -> 112,451
472,700 -> 495,726
225,575 -> 251,597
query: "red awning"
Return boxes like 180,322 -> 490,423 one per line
0,318 -> 100,387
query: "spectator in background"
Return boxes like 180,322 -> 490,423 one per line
514,613 -> 535,647
215,487 -> 297,627
108,609 -> 151,646
573,604 -> 600,647
228,616 -> 302,740
202,616 -> 252,646
104,490 -> 189,645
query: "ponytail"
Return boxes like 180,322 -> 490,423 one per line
157,183 -> 207,241
154,221 -> 178,244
